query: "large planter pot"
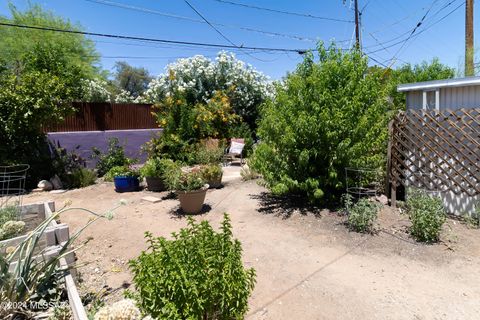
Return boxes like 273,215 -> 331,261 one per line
176,185 -> 209,214
145,177 -> 166,192
114,176 -> 140,193
207,173 -> 223,189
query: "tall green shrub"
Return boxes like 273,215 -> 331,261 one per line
129,214 -> 256,319
250,44 -> 389,201
406,188 -> 446,243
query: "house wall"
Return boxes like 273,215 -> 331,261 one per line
47,129 -> 163,168
406,85 -> 480,110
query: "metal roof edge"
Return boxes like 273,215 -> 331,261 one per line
397,76 -> 480,92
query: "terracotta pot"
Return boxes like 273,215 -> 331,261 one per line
176,185 -> 209,214
145,177 -> 166,192
207,173 -> 223,189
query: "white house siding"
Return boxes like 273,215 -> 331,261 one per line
405,91 -> 423,109
406,85 -> 480,110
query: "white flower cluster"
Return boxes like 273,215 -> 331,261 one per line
115,89 -> 135,103
94,299 -> 151,320
81,78 -> 111,102
140,51 -> 273,108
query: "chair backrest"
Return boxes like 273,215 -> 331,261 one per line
229,140 -> 245,155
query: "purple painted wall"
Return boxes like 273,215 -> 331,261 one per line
47,129 -> 163,167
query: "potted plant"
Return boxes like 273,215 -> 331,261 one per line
140,158 -> 174,192
108,165 -> 140,193
200,164 -> 223,188
164,164 -> 209,214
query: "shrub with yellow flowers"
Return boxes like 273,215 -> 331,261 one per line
150,88 -> 243,162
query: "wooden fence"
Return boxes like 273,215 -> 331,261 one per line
45,102 -> 157,132
387,108 -> 480,209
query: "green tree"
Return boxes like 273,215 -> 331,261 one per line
250,44 -> 389,201
0,43 -> 84,185
113,61 -> 152,98
388,58 -> 455,111
0,3 -> 101,79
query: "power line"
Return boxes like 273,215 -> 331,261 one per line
0,22 -> 309,54
183,0 -> 269,62
183,0 -> 236,47
364,0 -> 462,53
363,0 -> 460,51
83,0 -> 323,43
385,0 -> 440,67
212,0 -> 353,23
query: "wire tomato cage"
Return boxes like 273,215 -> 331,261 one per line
0,164 -> 30,217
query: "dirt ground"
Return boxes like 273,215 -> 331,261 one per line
24,174 -> 480,320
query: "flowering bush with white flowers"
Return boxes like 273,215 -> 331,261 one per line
115,89 -> 136,103
81,78 -> 112,102
141,51 -> 273,129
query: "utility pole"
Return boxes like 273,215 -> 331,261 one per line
354,0 -> 361,49
465,0 -> 474,76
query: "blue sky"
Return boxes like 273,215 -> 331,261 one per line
0,0 -> 474,79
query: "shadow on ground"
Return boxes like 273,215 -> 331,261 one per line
169,204 -> 212,219
250,192 -> 323,219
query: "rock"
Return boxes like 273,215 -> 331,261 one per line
376,194 -> 389,205
37,180 -> 53,191
50,189 -> 67,194
50,175 -> 63,190
141,196 -> 161,203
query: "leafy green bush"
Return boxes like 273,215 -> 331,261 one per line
128,214 -> 256,319
250,44 -> 389,202
406,188 -> 446,243
200,164 -> 223,182
92,138 -> 134,177
104,165 -> 139,182
140,158 -> 174,178
194,143 -> 225,165
149,89 -> 254,163
163,165 -> 206,192
346,198 -> 380,233
68,168 -> 97,188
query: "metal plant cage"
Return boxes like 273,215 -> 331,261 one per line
0,164 -> 30,217
345,167 -> 383,199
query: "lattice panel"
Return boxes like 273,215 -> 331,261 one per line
389,108 -> 480,197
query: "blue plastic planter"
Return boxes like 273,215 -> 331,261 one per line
114,176 -> 140,193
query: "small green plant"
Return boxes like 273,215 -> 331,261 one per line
104,165 -> 139,182
92,138 -> 135,177
140,158 -> 174,178
68,168 -> 97,188
0,205 -> 18,226
240,165 -> 259,181
194,143 -> 225,165
172,170 -> 206,192
48,303 -> 71,320
406,188 -> 446,243
128,214 -> 256,319
0,220 -> 25,241
464,202 -> 480,228
346,197 -> 380,233
162,163 -> 206,192
200,164 -> 223,182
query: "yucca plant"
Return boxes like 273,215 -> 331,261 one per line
0,203 -> 122,318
